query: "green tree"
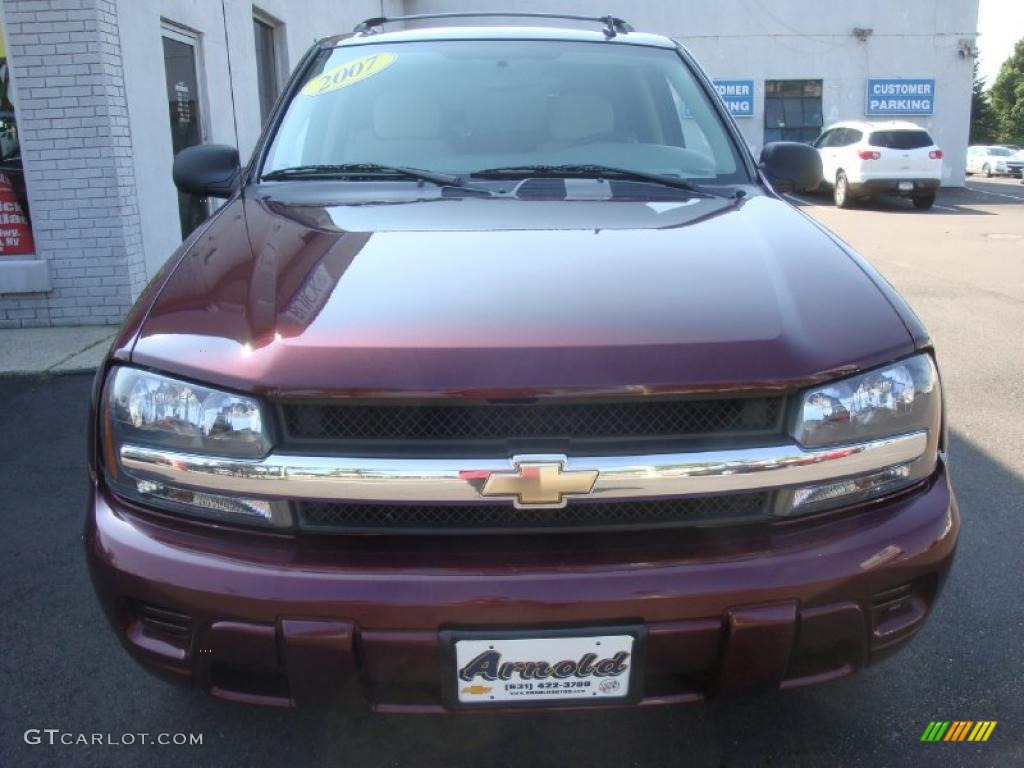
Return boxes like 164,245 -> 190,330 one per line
970,61 -> 997,143
990,37 -> 1024,142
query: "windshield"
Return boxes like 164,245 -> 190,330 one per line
987,147 -> 1012,156
263,40 -> 747,184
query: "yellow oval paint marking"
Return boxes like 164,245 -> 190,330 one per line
301,52 -> 396,97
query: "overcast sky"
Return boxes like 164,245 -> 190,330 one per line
977,0 -> 1024,87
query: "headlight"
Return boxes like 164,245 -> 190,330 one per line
102,367 -> 291,527
778,353 -> 941,516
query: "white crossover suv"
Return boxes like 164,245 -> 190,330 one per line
813,121 -> 942,209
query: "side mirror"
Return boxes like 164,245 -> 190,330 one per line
172,144 -> 241,198
759,141 -> 823,193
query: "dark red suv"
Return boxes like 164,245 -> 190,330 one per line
86,14 -> 958,712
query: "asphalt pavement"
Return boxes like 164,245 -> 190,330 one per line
1,180 -> 1022,767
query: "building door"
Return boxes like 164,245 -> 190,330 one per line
161,25 -> 208,238
764,80 -> 823,143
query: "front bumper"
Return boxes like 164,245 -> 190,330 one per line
850,178 -> 941,197
86,465 -> 958,712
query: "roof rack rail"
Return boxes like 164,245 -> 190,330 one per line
353,12 -> 634,39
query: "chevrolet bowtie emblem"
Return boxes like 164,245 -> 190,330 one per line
481,455 -> 599,509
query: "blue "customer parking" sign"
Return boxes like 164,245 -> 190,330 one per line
713,80 -> 754,117
866,79 -> 935,116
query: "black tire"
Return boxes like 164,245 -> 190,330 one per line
912,194 -> 935,210
983,163 -> 992,178
833,170 -> 851,208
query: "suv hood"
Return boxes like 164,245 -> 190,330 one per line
131,193 -> 915,398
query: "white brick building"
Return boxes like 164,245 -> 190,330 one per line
0,0 -> 979,327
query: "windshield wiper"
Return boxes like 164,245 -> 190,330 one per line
262,162 -> 465,187
469,164 -> 726,196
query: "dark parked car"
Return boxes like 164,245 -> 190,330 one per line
86,13 -> 957,712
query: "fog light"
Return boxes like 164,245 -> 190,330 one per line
775,464 -> 913,517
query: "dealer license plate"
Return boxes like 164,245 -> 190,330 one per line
898,181 -> 914,192
451,633 -> 636,705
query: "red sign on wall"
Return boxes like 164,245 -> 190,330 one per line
0,172 -> 34,256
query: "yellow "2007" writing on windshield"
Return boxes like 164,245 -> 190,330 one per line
300,52 -> 397,97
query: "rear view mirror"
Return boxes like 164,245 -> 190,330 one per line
173,144 -> 241,198
759,142 -> 823,193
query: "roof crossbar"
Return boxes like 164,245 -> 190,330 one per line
353,12 -> 634,39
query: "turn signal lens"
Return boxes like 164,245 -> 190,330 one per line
134,479 -> 290,526
776,464 -> 913,517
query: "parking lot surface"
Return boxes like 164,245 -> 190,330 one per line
2,181 -> 1022,767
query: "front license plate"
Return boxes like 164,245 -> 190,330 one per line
898,181 -> 914,192
446,630 -> 641,707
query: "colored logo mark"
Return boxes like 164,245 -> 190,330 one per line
920,721 -> 997,742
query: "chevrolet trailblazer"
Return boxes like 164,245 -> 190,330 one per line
86,13 -> 958,711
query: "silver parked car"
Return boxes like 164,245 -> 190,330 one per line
966,145 -> 1023,178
